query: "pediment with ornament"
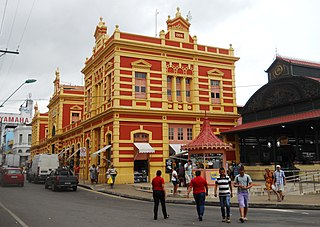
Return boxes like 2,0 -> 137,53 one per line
131,59 -> 152,69
207,69 -> 224,77
70,105 -> 83,111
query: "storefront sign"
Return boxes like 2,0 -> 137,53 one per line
0,113 -> 31,124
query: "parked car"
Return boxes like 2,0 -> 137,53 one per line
0,167 -> 24,187
45,167 -> 78,191
28,154 -> 59,183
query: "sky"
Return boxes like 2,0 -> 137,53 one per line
0,0 -> 319,114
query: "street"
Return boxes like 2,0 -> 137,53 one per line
0,181 -> 319,227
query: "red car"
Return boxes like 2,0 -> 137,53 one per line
0,167 -> 24,187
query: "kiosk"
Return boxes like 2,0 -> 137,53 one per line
182,117 -> 233,185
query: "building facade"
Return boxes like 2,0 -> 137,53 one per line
0,96 -> 33,166
31,8 -> 239,184
13,124 -> 32,166
224,56 -> 320,179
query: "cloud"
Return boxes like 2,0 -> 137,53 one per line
0,0 -> 319,112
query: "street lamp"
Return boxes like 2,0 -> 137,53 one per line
268,138 -> 280,170
0,79 -> 36,108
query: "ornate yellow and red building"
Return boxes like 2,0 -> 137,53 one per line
31,8 -> 239,184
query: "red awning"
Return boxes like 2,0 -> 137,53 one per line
225,109 -> 320,133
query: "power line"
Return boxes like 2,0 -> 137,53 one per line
17,0 -> 36,50
6,0 -> 20,47
0,0 -> 8,37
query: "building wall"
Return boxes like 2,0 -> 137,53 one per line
31,10 -> 239,184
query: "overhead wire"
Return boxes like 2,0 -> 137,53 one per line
0,0 -> 8,38
17,0 -> 36,50
6,0 -> 20,48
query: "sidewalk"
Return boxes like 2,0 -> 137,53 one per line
79,181 -> 320,210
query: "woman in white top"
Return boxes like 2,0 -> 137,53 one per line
172,167 -> 179,195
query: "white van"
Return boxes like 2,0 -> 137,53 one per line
28,154 -> 59,183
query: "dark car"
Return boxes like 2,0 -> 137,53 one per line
0,167 -> 24,187
45,167 -> 78,191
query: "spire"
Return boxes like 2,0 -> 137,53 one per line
94,17 -> 107,42
34,102 -> 38,114
54,67 -> 60,94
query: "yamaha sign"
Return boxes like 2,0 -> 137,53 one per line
0,113 -> 31,124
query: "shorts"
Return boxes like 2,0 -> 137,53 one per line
275,184 -> 284,192
238,191 -> 249,208
172,180 -> 178,186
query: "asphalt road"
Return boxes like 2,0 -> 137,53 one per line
0,181 -> 319,227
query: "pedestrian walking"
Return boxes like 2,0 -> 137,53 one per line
178,162 -> 185,187
264,168 -> 277,201
106,164 -> 117,188
273,165 -> 286,202
151,170 -> 169,220
89,164 -> 97,185
214,167 -> 233,223
187,170 -> 208,222
95,165 -> 100,184
172,167 -> 179,195
234,165 -> 253,223
184,160 -> 193,188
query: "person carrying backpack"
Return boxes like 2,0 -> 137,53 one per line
234,165 -> 253,223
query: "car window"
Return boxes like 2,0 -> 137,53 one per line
7,169 -> 22,174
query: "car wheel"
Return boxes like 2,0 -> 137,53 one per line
72,186 -> 77,191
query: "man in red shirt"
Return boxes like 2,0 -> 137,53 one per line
187,170 -> 208,221
151,170 -> 169,220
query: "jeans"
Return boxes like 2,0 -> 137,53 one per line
193,192 -> 206,218
153,190 -> 167,218
219,195 -> 231,218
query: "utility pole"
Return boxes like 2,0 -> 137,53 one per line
0,49 -> 19,57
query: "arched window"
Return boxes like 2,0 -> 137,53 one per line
18,149 -> 22,153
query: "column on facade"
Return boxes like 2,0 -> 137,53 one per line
193,63 -> 200,111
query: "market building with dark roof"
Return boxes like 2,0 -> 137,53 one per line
223,55 -> 320,179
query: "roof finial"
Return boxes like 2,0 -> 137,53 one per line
175,7 -> 181,18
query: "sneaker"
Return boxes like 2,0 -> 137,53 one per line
239,217 -> 244,223
199,216 -> 203,221
243,217 -> 248,221
222,218 -> 226,222
226,218 -> 231,223
164,215 -> 169,219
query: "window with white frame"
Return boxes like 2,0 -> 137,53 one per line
177,128 -> 183,140
176,77 -> 182,101
169,128 -> 174,140
71,112 -> 80,123
187,128 -> 193,140
135,72 -> 147,99
186,78 -> 191,102
210,80 -> 221,104
167,76 -> 172,100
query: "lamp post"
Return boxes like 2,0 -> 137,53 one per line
0,79 -> 36,108
268,138 -> 280,170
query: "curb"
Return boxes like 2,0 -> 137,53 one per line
78,184 -> 320,210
